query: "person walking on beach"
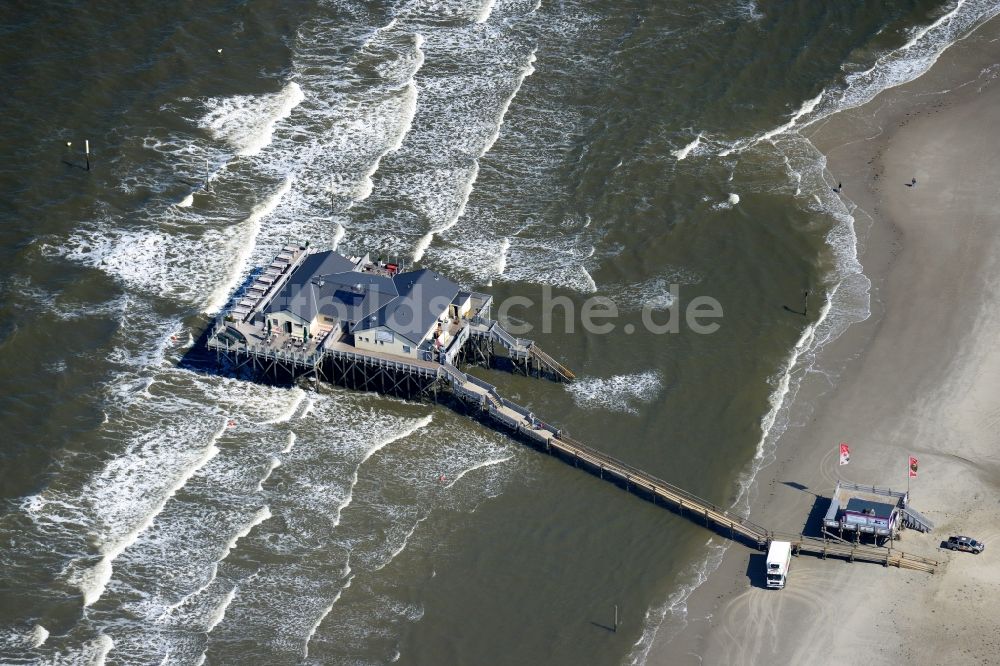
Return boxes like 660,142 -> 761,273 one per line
911,177 -> 917,186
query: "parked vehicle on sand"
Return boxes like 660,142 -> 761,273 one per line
945,536 -> 985,553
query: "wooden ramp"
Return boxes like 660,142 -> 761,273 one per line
774,532 -> 939,573
470,319 -> 575,382
530,345 -> 576,381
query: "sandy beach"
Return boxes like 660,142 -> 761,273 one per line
651,16 -> 1000,666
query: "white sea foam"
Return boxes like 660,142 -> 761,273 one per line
31,624 -> 49,648
73,420 -> 226,607
93,634 -> 115,666
482,50 -> 536,155
264,388 -> 306,424
492,236 -> 511,283
204,585 -> 238,633
164,505 -> 271,618
671,132 -> 703,160
712,192 -> 741,210
444,455 -> 513,489
719,90 -> 824,157
373,515 -> 428,572
203,175 -> 292,314
177,193 -> 194,208
300,396 -> 315,419
397,41 -> 537,263
344,35 -> 425,206
734,1 -> 764,22
257,457 -> 281,491
567,371 -> 662,415
301,580 -> 351,660
199,82 -> 305,157
476,0 -> 498,24
412,162 -> 480,263
332,415 -> 434,526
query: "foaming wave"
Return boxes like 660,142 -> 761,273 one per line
495,227 -> 599,292
263,387 -> 307,424
734,1 -> 764,21
412,47 -> 537,263
199,82 -> 305,157
444,455 -> 513,489
204,586 -> 237,633
719,90 -> 824,157
476,0 -> 498,24
256,457 -> 281,492
603,270 -> 703,311
330,414 -> 434,528
627,539 -> 728,665
244,22 -> 428,262
52,634 -> 115,666
301,583 -> 351,660
372,515 -> 428,572
203,175 -> 293,314
671,132 -> 703,160
56,169 -> 290,311
160,506 -> 271,621
818,0 -> 1000,116
32,625 -> 49,648
491,236 -> 511,284
567,371 -> 662,415
712,192 -> 740,210
71,420 -> 227,607
715,0 -> 1000,159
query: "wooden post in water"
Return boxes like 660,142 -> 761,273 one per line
613,604 -> 619,633
85,140 -> 90,171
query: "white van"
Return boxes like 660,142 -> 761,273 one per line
766,541 -> 792,589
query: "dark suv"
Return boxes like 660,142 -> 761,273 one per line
945,536 -> 985,553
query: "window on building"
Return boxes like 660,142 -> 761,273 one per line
402,345 -> 411,353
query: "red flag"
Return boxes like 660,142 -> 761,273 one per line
908,456 -> 918,478
839,442 -> 850,466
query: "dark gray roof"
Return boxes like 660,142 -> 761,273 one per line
264,251 -> 460,344
263,251 -> 358,320
356,269 -> 460,344
313,272 -> 398,324
294,250 -> 357,280
845,498 -> 896,517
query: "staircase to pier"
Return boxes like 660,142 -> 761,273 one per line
901,506 -> 935,533
472,319 -> 575,381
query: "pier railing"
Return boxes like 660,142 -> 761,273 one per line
551,433 -> 770,544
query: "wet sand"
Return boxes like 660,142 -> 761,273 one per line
650,16 -> 1000,666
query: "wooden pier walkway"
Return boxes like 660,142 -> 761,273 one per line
439,366 -> 940,574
